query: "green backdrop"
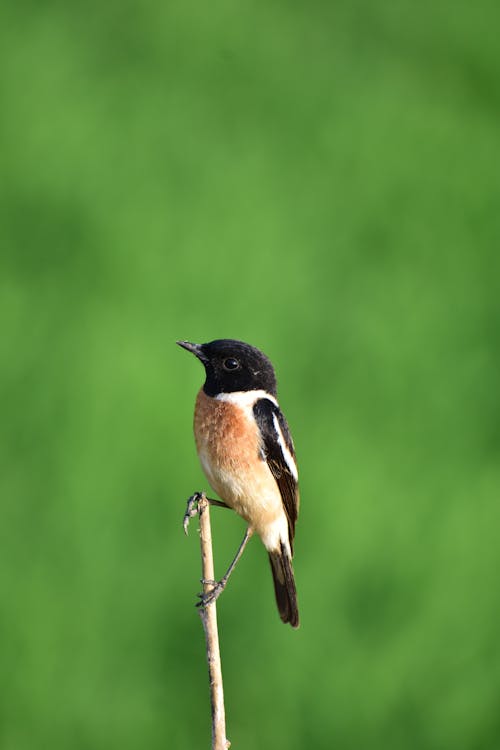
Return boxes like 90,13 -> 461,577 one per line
2,1 -> 499,748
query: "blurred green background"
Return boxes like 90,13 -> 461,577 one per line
1,1 -> 500,748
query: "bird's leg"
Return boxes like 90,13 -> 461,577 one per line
197,526 -> 254,608
208,498 -> 230,509
183,492 -> 229,535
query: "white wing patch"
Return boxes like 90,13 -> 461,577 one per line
272,412 -> 299,481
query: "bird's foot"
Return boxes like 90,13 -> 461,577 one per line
183,493 -> 230,535
183,492 -> 205,535
196,577 -> 228,608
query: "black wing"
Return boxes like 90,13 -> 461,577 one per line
253,398 -> 299,551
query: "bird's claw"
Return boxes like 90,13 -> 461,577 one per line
183,492 -> 204,535
196,579 -> 227,608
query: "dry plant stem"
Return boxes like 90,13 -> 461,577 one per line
197,494 -> 231,750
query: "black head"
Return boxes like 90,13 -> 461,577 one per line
177,339 -> 277,397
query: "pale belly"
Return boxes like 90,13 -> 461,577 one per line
198,444 -> 282,524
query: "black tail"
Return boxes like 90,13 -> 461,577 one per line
268,542 -> 299,628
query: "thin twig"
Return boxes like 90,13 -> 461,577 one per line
189,493 -> 230,750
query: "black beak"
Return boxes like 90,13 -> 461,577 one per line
176,340 -> 207,362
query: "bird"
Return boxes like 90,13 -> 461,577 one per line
177,338 -> 300,628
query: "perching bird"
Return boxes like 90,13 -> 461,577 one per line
178,338 -> 300,628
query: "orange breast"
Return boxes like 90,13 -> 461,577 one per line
193,389 -> 283,532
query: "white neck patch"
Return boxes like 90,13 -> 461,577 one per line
215,390 -> 279,409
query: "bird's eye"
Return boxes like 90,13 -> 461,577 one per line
223,358 -> 240,371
